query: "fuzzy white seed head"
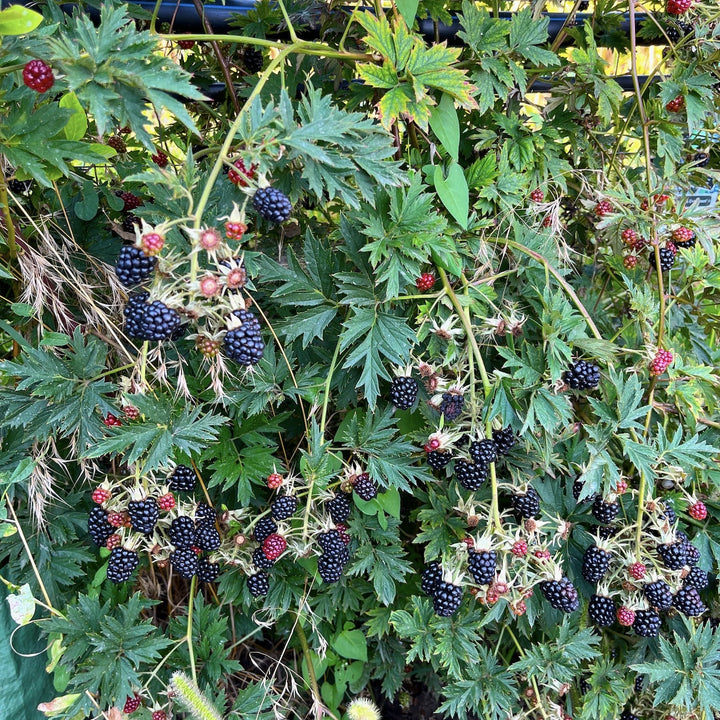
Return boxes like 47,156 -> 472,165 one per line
347,697 -> 381,720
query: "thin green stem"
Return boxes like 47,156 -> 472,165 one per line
320,337 -> 342,437
0,174 -> 18,261
187,575 -> 198,684
276,0 -> 298,42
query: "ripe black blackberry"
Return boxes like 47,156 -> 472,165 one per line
243,47 -> 263,73
421,561 -> 443,596
128,498 -> 159,535
591,496 -> 619,524
195,521 -> 221,551
683,566 -> 709,590
643,579 -> 673,610
632,609 -> 661,637
572,479 -> 596,502
197,558 -> 220,583
649,247 -> 676,272
318,530 -> 348,559
582,545 -> 611,583
169,465 -> 196,492
438,392 -> 464,422
353,473 -> 377,501
588,594 -> 615,626
563,360 -> 601,390
195,502 -> 217,523
115,245 -> 157,287
247,571 -> 269,597
327,493 -> 351,523
426,450 -> 451,471
253,186 -> 292,224
88,506 -> 114,545
491,426 -> 517,456
683,541 -> 700,566
454,459 -> 487,491
620,709 -> 639,720
389,376 -> 419,410
138,300 -> 182,341
578,0 -> 589,9
122,213 -> 138,233
7,177 -> 32,194
659,500 -> 676,525
318,554 -> 345,583
124,291 -> 150,337
223,309 -> 265,365
253,517 -> 277,543
540,577 -> 579,612
469,439 -> 498,466
171,548 -> 198,578
467,550 -> 496,585
107,547 -> 139,583
511,487 -> 540,518
432,581 -> 463,616
169,516 -> 196,548
252,546 -> 275,569
657,541 -> 688,570
271,495 -> 298,520
673,586 -> 707,616
595,524 -> 619,540
634,675 -> 644,693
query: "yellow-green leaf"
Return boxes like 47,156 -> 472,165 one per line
356,11 -> 396,65
377,85 -> 412,129
356,61 -> 399,90
59,92 -> 88,141
0,5 -> 43,35
395,0 -> 419,29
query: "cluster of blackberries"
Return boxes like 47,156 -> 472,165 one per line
421,561 -> 463,616
223,308 -> 265,365
563,359 -> 600,390
124,291 -> 183,341
389,375 -> 419,410
316,492 -> 353,583
169,504 -> 222,582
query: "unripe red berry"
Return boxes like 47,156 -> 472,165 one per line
141,232 -> 165,257
123,694 -> 141,714
617,606 -> 636,626
415,272 -> 435,292
621,228 -> 637,246
511,540 -> 528,557
267,473 -> 283,489
594,200 -> 612,217
22,59 -> 54,93
158,493 -> 176,511
623,255 -> 638,270
262,533 -> 287,560
103,413 -> 122,427
688,501 -> 707,521
178,39 -> 195,49
227,158 -> 257,186
672,226 -> 694,244
650,349 -> 673,376
666,0 -> 692,15
628,562 -> 646,580
224,221 -> 247,241
530,188 -> 544,203
152,151 -> 169,168
462,537 -> 474,548
666,95 -> 685,112
92,487 -> 112,504
123,405 -> 140,420
151,711 -> 167,720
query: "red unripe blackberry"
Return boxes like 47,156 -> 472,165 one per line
438,392 -> 465,421
318,554 -> 346,583
170,548 -> 198,578
262,533 -> 286,560
224,309 -> 265,365
633,609 -> 661,636
594,200 -> 612,217
512,487 -> 540,519
665,94 -> 685,112
628,562 -> 646,580
169,465 -> 196,492
617,606 -> 635,626
327,492 -> 351,523
92,487 -> 112,504
467,549 -> 497,585
673,586 -> 706,616
88,506 -> 114,545
22,59 -> 54,93
353,473 -> 377,501
530,188 -> 544,203
140,232 -> 165,257
108,512 -> 127,528
643,579 -> 674,610
197,557 -> 220,583
563,360 -> 601,390
469,439 -> 498,465
421,561 -> 443,595
253,186 -> 293,223
169,516 -> 196,548
106,534 -> 121,550
432,581 -> 463,616
416,272 -> 435,291
588,594 -> 616,626
540,577 -> 579,612
534,549 -> 551,560
247,571 -> 269,597
426,449 -> 451,471
128,498 -> 159,535
666,0 -> 692,15
123,405 -> 140,420
492,426 -> 517,456
582,545 -> 612,583
389,376 -> 419,410
104,413 -> 122,427
337,526 -> 351,545
195,521 -> 221,551
177,39 -> 195,49
228,158 -> 257,186
671,226 -> 695,247
623,255 -> 638,270
271,494 -> 298,520
615,479 -> 628,494
650,349 -> 673,376
107,135 -> 127,154
107,547 -> 139,583
120,191 -> 143,211
511,540 -> 528,557
157,493 -> 175,511
267,472 -> 283,489
621,228 -> 637,246
151,711 -> 167,720
123,694 -> 141,714
688,501 -> 707,520
455,459 -> 488,491
152,151 -> 169,167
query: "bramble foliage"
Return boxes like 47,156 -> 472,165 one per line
1,0 -> 720,719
